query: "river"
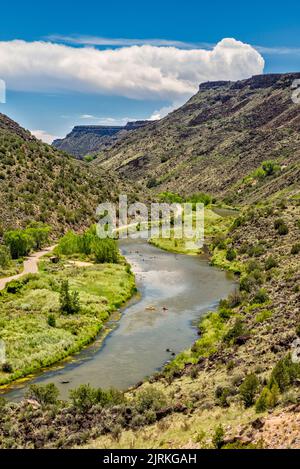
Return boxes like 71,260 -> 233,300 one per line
2,238 -> 235,400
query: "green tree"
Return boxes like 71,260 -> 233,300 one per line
255,383 -> 279,413
55,230 -> 79,255
239,374 -> 259,407
4,230 -> 34,259
212,424 -> 225,449
59,280 -> 80,315
26,222 -> 51,249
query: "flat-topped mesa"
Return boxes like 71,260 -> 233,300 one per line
52,120 -> 151,158
199,72 -> 300,92
70,125 -> 123,136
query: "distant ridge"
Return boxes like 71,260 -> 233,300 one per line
52,120 -> 151,158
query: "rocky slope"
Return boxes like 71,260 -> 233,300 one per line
84,197 -> 300,449
0,114 -> 132,235
53,121 -> 150,159
96,73 -> 300,203
1,195 -> 299,449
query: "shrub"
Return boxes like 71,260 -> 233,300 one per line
158,192 -> 184,204
1,362 -> 13,373
274,219 -> 289,235
47,314 -> 56,327
135,386 -> 167,413
70,384 -> 99,411
146,177 -> 158,189
253,288 -> 269,304
59,280 -> 80,315
240,275 -> 256,293
261,160 -> 280,176
213,234 -> 227,250
269,355 -> 300,392
26,383 -> 59,405
226,248 -> 237,262
239,374 -> 259,407
91,238 -> 119,264
265,256 -> 278,271
215,386 -> 232,407
223,319 -> 245,344
219,308 -> 232,320
278,223 -> 289,235
227,290 -> 242,308
187,192 -> 212,207
255,309 -> 272,323
6,278 -> 25,294
189,365 -> 199,379
248,243 -> 265,257
246,260 -> 261,274
55,227 -> 119,264
70,384 -> 124,411
212,425 -> 225,449
55,231 -> 79,256
255,383 -> 279,412
0,245 -> 11,268
291,244 -> 300,255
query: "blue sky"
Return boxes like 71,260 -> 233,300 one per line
0,0 -> 300,142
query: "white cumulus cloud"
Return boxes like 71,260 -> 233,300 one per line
30,129 -> 60,144
0,38 -> 264,103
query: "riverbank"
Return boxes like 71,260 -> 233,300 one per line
149,208 -> 234,256
0,252 -> 135,387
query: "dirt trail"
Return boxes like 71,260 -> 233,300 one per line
0,245 -> 56,291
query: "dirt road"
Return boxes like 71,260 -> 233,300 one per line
0,245 -> 56,291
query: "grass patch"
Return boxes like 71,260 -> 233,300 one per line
0,258 -> 135,386
149,209 -> 233,256
211,248 -> 244,274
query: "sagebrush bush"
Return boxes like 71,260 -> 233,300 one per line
47,314 -> 56,327
69,384 -> 125,411
274,219 -> 289,235
25,383 -> 59,405
223,319 -> 245,344
253,288 -> 269,304
226,248 -> 237,262
135,386 -> 167,413
265,256 -> 278,271
291,243 -> 300,255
